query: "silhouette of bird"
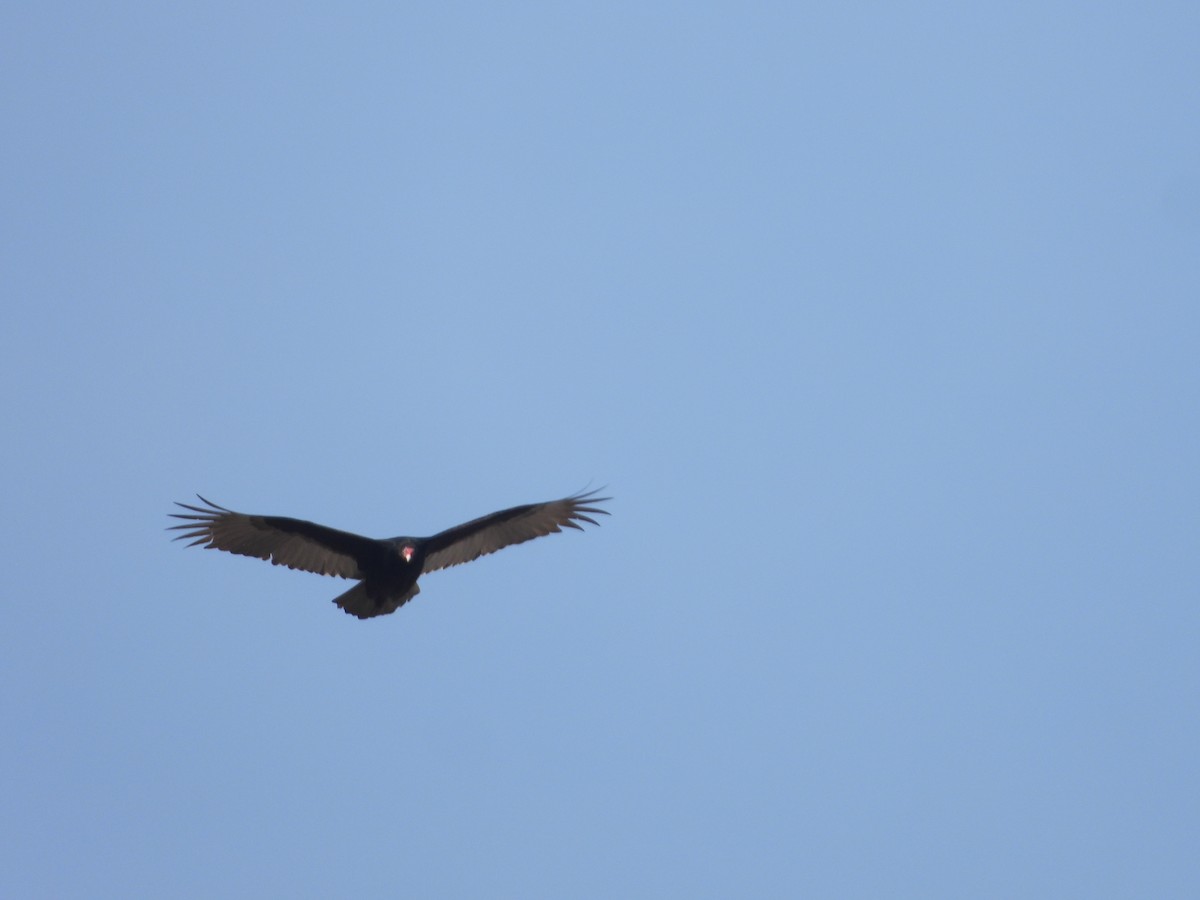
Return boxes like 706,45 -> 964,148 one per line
169,489 -> 609,618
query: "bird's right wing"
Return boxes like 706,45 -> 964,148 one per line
168,496 -> 373,579
421,489 -> 610,573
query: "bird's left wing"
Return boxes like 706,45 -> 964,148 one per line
169,496 -> 373,578
421,489 -> 610,574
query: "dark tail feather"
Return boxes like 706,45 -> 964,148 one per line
332,581 -> 420,619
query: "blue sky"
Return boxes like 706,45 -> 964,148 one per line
2,2 -> 1198,897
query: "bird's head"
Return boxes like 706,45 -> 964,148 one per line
400,544 -> 416,563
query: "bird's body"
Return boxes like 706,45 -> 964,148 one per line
168,490 -> 609,618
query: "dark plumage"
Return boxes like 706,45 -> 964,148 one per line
168,489 -> 610,619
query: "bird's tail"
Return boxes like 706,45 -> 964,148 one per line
332,581 -> 420,619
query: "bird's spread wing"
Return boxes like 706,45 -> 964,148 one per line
421,489 -> 610,574
168,496 -> 373,579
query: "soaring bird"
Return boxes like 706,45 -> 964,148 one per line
168,489 -> 609,618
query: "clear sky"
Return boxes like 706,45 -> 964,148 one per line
2,2 -> 1197,897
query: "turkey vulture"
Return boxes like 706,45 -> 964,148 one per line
168,489 -> 609,618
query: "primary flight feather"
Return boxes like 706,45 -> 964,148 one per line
168,489 -> 610,619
